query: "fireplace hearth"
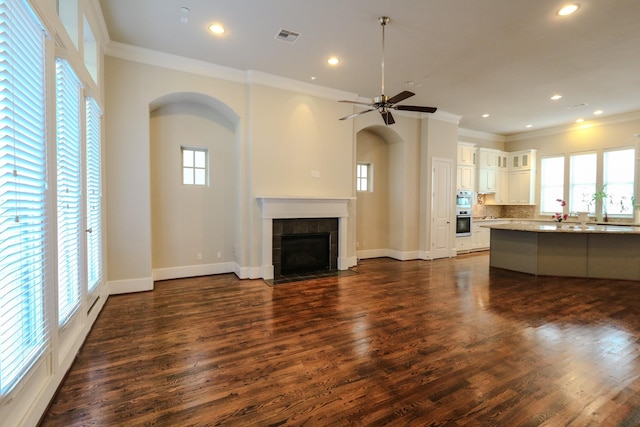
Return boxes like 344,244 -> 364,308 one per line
273,218 -> 338,278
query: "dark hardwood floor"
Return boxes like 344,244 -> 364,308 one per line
40,253 -> 640,426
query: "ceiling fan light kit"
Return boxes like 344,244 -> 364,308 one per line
339,16 -> 437,125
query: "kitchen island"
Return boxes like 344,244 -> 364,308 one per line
485,223 -> 640,281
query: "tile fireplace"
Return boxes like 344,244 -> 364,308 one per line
257,197 -> 353,280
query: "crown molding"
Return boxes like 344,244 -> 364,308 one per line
106,41 -> 247,83
430,110 -> 461,125
458,127 -> 505,143
105,42 -> 358,102
245,70 -> 356,101
505,110 -> 640,143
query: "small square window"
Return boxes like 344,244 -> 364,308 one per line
356,162 -> 372,192
182,147 -> 208,186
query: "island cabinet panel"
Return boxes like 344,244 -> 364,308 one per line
536,233 -> 588,277
488,224 -> 640,281
587,234 -> 640,281
489,229 -> 537,274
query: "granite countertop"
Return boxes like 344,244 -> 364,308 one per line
483,222 -> 640,234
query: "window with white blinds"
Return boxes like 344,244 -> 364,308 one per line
0,0 -> 49,398
85,97 -> 102,293
55,58 -> 82,326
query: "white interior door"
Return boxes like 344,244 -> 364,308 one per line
431,158 -> 453,259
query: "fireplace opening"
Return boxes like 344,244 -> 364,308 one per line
272,217 -> 338,278
281,233 -> 330,275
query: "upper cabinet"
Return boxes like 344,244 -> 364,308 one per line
457,143 -> 476,190
478,148 -> 499,169
458,143 -> 476,166
507,150 -> 537,204
509,150 -> 536,171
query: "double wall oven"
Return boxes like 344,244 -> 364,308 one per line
456,190 -> 472,237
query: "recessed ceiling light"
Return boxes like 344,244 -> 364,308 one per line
576,118 -> 584,123
310,76 -> 316,80
482,114 -> 490,118
208,23 -> 225,35
550,94 -> 562,101
526,124 -> 533,128
593,109 -> 603,115
558,4 -> 580,16
327,57 -> 340,66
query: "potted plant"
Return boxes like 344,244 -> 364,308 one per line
592,185 -> 608,222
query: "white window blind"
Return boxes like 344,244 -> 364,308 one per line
85,97 -> 101,293
0,0 -> 49,398
56,58 -> 82,326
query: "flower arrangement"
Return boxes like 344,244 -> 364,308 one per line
552,199 -> 568,222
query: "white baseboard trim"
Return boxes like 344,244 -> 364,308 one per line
108,277 -> 154,295
357,248 -> 422,261
152,262 -> 236,282
357,249 -> 389,259
387,249 -> 420,261
234,264 -> 262,279
346,255 -> 358,268
419,250 -> 432,260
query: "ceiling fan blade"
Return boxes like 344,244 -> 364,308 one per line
339,109 -> 376,121
395,105 -> 438,114
339,100 -> 375,106
386,90 -> 415,105
380,110 -> 395,125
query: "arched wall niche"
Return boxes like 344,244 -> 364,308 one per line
148,91 -> 241,280
149,91 -> 240,130
355,124 -> 405,257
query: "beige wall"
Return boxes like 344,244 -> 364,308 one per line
105,57 -> 247,283
150,101 -> 238,268
506,113 -> 640,207
356,130 -> 390,251
105,56 -> 357,282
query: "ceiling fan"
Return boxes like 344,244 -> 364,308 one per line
339,16 -> 437,126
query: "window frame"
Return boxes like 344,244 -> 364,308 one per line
181,146 -> 209,186
356,162 -> 373,193
602,147 -> 635,217
539,156 -> 565,214
568,151 -> 597,214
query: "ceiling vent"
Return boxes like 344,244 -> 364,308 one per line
275,28 -> 300,44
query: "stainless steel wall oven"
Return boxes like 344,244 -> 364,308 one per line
456,209 -> 472,236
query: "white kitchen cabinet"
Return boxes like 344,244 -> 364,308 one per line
478,148 -> 501,169
509,149 -> 537,171
478,168 -> 497,193
458,143 -> 476,166
508,169 -> 535,204
456,235 -> 472,253
494,170 -> 510,204
471,224 -> 490,251
457,165 -> 475,190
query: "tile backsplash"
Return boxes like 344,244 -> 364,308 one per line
472,202 -> 537,219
